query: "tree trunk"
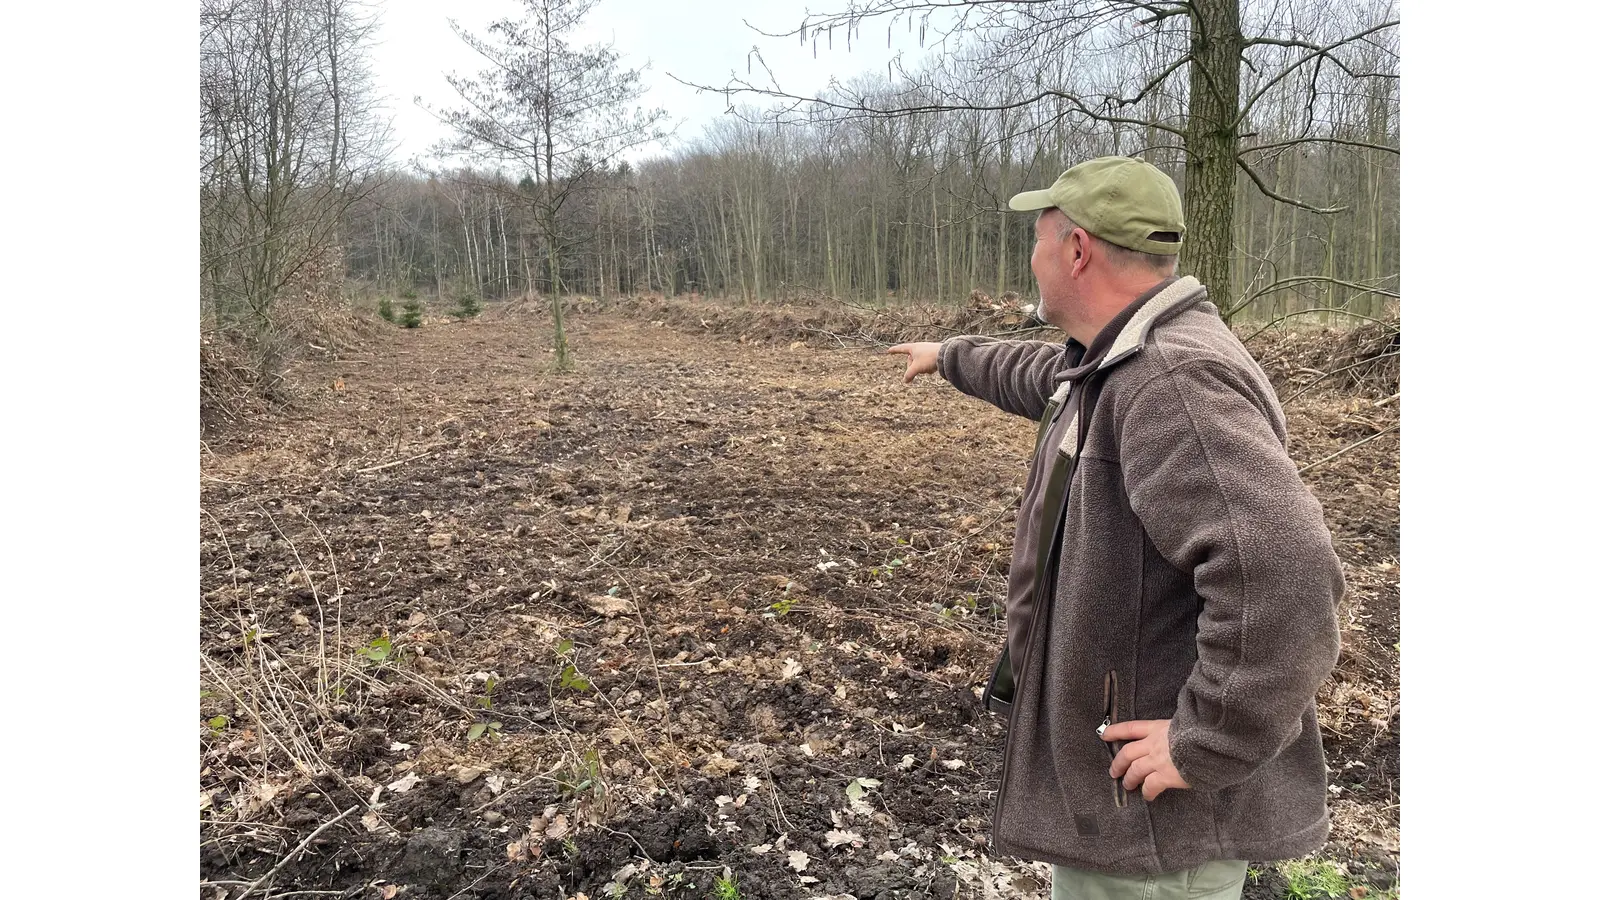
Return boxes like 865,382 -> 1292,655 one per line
545,159 -> 569,369
1181,0 -> 1243,311
1286,151 -> 1301,291
499,199 -> 511,298
432,201 -> 443,297
521,235 -> 533,297
996,129 -> 1011,295
968,185 -> 979,295
870,201 -> 883,303
824,201 -> 838,299
931,173 -> 942,304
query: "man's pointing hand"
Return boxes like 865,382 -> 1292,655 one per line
887,341 -> 942,384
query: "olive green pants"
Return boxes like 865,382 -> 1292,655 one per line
1051,859 -> 1249,900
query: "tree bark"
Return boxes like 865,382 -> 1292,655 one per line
1181,0 -> 1243,310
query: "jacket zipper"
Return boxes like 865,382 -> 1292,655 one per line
1097,670 -> 1128,807
993,398 -> 1075,844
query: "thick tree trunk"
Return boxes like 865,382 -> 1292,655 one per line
1182,0 -> 1243,311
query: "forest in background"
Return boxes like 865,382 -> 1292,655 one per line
202,0 -> 1398,377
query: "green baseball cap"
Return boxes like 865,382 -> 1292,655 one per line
1008,156 -> 1185,255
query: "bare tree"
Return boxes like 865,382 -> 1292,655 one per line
200,0 -> 390,380
684,0 -> 1398,314
335,3 -> 1396,328
429,0 -> 668,369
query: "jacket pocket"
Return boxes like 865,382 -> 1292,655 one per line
1096,669 -> 1128,808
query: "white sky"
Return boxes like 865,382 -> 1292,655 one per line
368,0 -> 938,167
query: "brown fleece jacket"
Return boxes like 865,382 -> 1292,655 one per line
936,277 -> 1344,875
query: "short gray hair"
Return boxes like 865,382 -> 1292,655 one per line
1050,212 -> 1179,276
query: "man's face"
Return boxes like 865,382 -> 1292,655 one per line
1032,209 -> 1076,329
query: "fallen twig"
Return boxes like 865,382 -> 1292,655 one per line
468,764 -> 566,815
592,824 -> 661,865
758,752 -> 797,834
233,805 -> 358,900
1298,424 -> 1399,476
444,864 -> 509,900
354,445 -> 445,474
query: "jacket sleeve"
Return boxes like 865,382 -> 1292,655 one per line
936,336 -> 1068,421
1115,359 -> 1344,792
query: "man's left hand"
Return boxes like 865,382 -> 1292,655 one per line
1102,719 -> 1192,801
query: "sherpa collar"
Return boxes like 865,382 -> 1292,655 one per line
1053,275 -> 1207,384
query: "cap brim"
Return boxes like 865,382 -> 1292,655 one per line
1007,189 -> 1056,212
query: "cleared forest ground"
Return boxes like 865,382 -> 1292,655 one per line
200,301 -> 1399,900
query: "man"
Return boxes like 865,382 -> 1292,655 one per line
888,156 -> 1343,899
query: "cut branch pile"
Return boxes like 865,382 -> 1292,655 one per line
201,335 -> 275,436
1247,309 -> 1400,401
568,293 -> 1056,349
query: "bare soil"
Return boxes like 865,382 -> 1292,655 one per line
200,300 -> 1398,900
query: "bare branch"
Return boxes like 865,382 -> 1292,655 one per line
1114,52 -> 1195,110
667,72 -> 1190,138
741,0 -> 1064,41
1236,20 -> 1400,125
1236,154 -> 1346,214
1242,135 -> 1398,156
1226,275 -> 1399,318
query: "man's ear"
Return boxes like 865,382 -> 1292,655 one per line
1068,228 -> 1090,278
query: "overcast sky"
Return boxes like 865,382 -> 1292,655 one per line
368,0 -> 937,167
